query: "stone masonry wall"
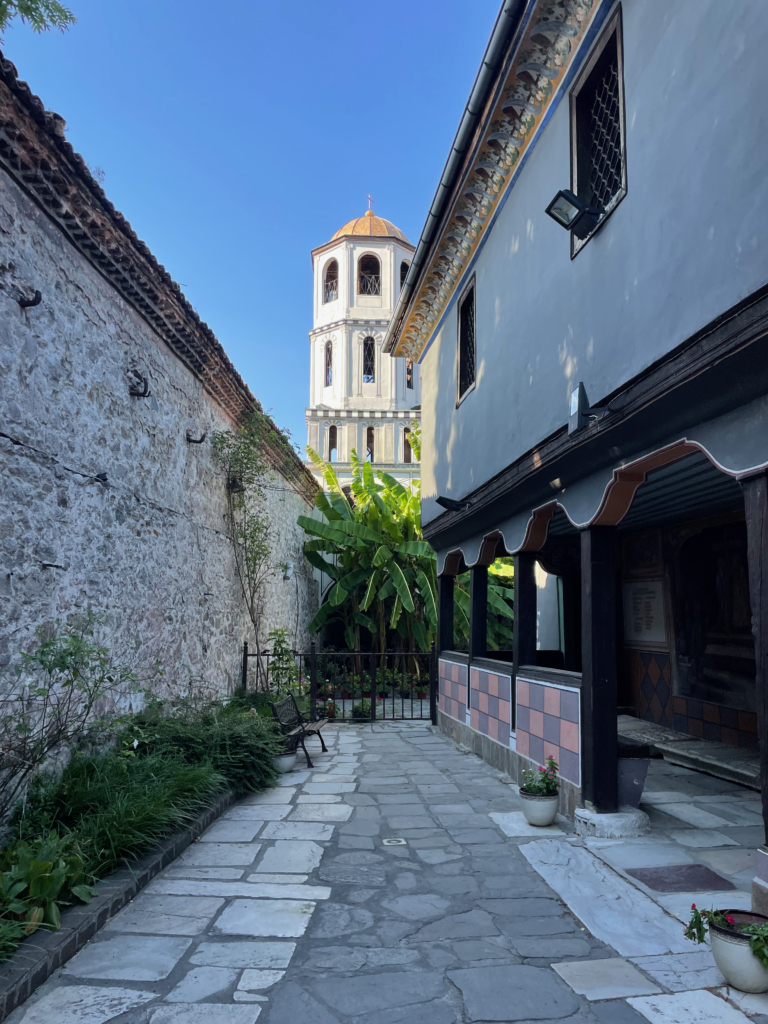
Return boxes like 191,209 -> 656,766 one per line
0,167 -> 317,694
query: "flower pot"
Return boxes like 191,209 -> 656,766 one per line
273,752 -> 297,773
709,912 -> 768,992
519,789 -> 559,827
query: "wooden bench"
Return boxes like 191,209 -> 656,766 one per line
269,694 -> 328,768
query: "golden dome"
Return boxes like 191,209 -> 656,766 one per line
331,209 -> 410,243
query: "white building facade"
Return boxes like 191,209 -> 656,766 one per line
306,211 -> 420,489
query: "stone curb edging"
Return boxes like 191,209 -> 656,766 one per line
0,789 -> 237,1022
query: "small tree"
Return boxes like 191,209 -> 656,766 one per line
0,2 -> 75,35
211,411 -> 276,689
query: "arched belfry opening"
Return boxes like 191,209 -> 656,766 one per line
400,260 -> 410,291
363,337 -> 376,384
358,254 -> 381,296
328,425 -> 338,462
324,259 -> 338,303
324,341 -> 332,387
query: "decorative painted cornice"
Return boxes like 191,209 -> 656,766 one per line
391,0 -> 601,360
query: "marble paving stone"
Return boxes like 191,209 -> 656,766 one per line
490,811 -> 566,837
448,964 -> 579,1021
221,806 -> 290,821
150,1006 -> 261,1023
658,803 -> 733,828
450,829 -> 503,845
7,986 -> 155,1024
412,909 -> 498,940
701,803 -> 765,826
641,792 -> 695,805
296,794 -> 340,803
417,784 -> 460,795
591,1001 -> 654,1024
190,940 -> 296,968
108,892 -> 224,920
147,877 -> 329,900
248,873 -> 308,883
477,897 -> 565,917
213,898 -> 316,937
376,793 -> 423,804
521,839 -> 691,956
64,934 -> 192,980
452,939 -> 514,960
163,867 -> 245,881
177,842 -> 262,867
588,841 -> 692,869
288,803 -> 353,822
381,894 -> 451,919
627,989 -> 750,1023
311,971 -> 445,1015
656,889 -> 751,922
256,838 -> 325,874
303,782 -> 355,794
624,864 -> 736,893
697,848 -> 757,876
312,902 -> 374,936
718,986 -> 768,1017
319,850 -> 387,885
511,936 -> 592,957
341,820 -> 380,836
339,835 -> 374,849
165,966 -> 239,1002
102,911 -> 213,936
431,803 -> 475,814
314,773 -> 356,782
260,820 -> 334,841
414,847 -> 464,865
553,958 -> 661,1000
667,830 -> 738,849
386,815 -> 436,829
630,951 -> 725,992
278,770 -> 311,785
240,788 -> 295,803
201,821 -> 264,842
268,982 -> 342,1024
238,969 -> 286,991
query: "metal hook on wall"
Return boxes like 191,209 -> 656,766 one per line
186,429 -> 207,444
19,290 -> 42,309
128,371 -> 151,398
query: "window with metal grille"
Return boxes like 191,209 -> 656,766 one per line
366,426 -> 375,463
324,341 -> 332,387
328,425 -> 337,462
571,10 -> 626,252
400,260 -> 409,291
406,358 -> 414,390
403,428 -> 412,464
358,254 -> 381,295
363,337 -> 375,383
323,259 -> 338,303
458,284 -> 476,402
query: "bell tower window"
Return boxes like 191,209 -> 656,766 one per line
358,254 -> 381,296
328,425 -> 337,462
363,337 -> 376,384
366,426 -> 375,463
324,341 -> 333,388
406,358 -> 414,390
403,428 -> 412,464
323,259 -> 338,303
400,260 -> 409,291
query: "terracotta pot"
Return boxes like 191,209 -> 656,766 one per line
709,912 -> 768,993
519,789 -> 559,827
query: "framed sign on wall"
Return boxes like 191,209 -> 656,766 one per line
622,578 -> 667,648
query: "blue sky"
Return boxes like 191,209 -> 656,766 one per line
2,0 -> 500,446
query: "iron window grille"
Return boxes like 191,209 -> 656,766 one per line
458,283 -> 476,403
570,7 -> 626,255
363,337 -> 376,383
406,358 -> 414,390
366,426 -> 375,463
403,428 -> 412,464
324,342 -> 332,387
358,254 -> 381,296
328,425 -> 338,462
324,260 -> 338,303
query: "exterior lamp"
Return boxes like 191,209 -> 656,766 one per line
545,189 -> 602,240
282,561 -> 295,582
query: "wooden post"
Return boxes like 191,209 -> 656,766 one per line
468,565 -> 488,664
581,526 -> 619,813
513,553 -> 537,677
743,472 -> 768,845
438,574 -> 455,653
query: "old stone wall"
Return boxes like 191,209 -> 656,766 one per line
0,167 -> 317,694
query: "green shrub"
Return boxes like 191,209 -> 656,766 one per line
0,831 -> 95,932
351,700 -> 371,720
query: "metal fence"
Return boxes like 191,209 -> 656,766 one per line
240,642 -> 437,724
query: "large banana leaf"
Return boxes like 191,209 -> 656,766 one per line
361,568 -> 383,611
386,561 -> 415,613
373,545 -> 393,567
416,569 -> 437,626
304,550 -> 341,580
487,584 -> 515,619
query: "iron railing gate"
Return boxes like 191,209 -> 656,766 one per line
240,642 -> 437,725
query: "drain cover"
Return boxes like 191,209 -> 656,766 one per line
383,838 -> 407,846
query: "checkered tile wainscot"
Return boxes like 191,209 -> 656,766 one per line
439,659 -> 468,721
516,676 -> 581,786
469,666 -> 512,745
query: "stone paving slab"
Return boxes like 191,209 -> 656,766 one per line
10,721 -> 768,1024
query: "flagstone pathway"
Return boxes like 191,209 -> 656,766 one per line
6,723 -> 768,1024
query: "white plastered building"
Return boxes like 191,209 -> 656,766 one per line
306,210 -> 421,490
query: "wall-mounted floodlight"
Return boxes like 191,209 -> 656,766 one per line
282,560 -> 295,581
546,189 -> 602,240
569,382 -> 609,435
436,495 -> 471,512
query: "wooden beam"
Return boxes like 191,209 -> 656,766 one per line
743,472 -> 768,844
513,553 -> 537,676
581,527 -> 619,813
468,565 -> 488,664
437,574 -> 455,654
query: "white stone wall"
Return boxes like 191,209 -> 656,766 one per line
0,169 -> 317,693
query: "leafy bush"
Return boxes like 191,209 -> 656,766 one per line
351,700 -> 371,720
0,831 -> 95,932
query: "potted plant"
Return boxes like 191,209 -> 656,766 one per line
273,735 -> 298,773
685,905 -> 768,992
519,756 -> 560,827
352,699 -> 371,720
